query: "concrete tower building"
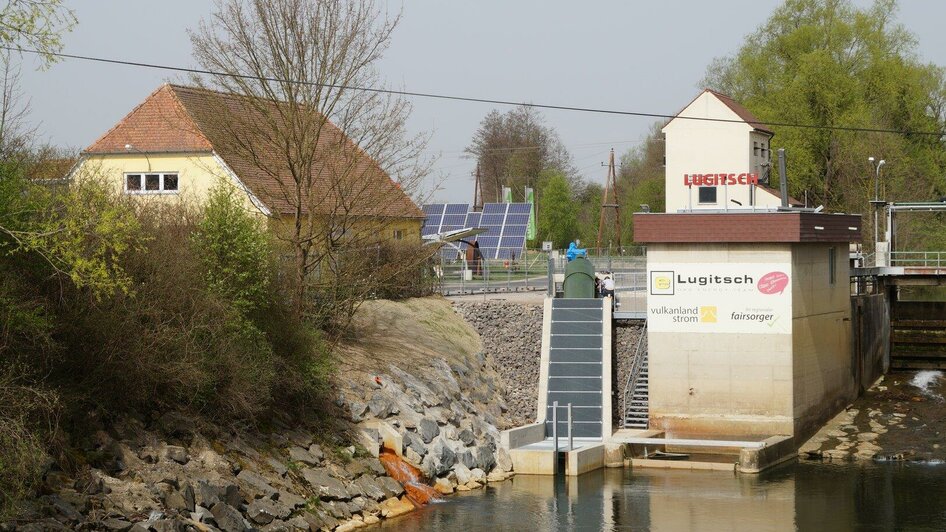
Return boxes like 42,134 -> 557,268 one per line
662,89 -> 794,212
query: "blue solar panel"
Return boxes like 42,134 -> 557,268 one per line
481,214 -> 505,225
482,226 -> 502,237
503,224 -> 528,235
478,236 -> 499,247
505,214 -> 530,225
465,212 -> 481,226
508,203 -> 531,214
500,236 -> 526,247
445,203 -> 469,214
482,203 -> 506,214
424,203 -> 446,215
443,214 -> 466,225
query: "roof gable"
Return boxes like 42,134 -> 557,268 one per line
84,84 -> 213,154
663,89 -> 773,136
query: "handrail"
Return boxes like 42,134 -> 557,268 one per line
889,251 -> 946,268
621,321 -> 648,427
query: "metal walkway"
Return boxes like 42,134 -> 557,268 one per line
544,298 -> 607,439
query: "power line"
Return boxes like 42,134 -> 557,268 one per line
7,45 -> 946,138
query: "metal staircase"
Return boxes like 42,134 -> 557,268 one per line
622,322 -> 649,429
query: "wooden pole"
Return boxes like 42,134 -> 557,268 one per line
596,149 -> 621,252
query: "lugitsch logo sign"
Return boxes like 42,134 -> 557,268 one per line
650,271 -> 674,295
647,263 -> 792,335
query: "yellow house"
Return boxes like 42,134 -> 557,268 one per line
73,84 -> 424,242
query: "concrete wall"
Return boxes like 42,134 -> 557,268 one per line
662,92 -> 779,213
851,293 -> 890,390
647,243 -> 795,438
791,243 -> 857,442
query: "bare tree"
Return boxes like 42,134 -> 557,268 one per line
0,50 -> 36,158
465,106 -> 576,203
189,0 -> 431,322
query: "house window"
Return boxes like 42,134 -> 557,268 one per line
753,141 -> 759,156
828,247 -> 837,285
698,186 -> 717,204
393,229 -> 403,241
124,172 -> 179,194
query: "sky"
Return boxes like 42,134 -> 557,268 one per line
15,1 -> 946,204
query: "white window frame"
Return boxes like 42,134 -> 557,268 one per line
124,172 -> 180,195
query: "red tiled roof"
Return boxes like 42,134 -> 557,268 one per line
85,85 -> 213,153
85,84 -> 423,219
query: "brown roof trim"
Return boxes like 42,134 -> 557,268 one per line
667,89 -> 774,136
633,212 -> 862,244
704,89 -> 774,135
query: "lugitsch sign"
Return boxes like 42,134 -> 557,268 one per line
647,263 -> 791,334
683,173 -> 759,186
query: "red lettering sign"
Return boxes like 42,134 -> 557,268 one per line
683,173 -> 759,186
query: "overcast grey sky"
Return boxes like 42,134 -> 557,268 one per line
16,1 -> 946,203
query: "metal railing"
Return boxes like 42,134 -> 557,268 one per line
889,251 -> 946,268
436,246 -> 649,297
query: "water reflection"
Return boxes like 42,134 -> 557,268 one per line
378,461 -> 946,530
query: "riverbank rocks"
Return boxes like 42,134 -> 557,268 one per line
9,298 -> 523,531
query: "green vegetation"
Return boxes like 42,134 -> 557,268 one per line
537,170 -> 580,249
0,164 -> 429,516
702,0 -> 946,249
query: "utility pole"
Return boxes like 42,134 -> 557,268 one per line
596,149 -> 621,253
473,164 -> 483,212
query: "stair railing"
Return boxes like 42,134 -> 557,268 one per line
621,321 -> 648,428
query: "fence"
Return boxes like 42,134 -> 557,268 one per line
434,250 -> 551,295
889,251 -> 946,268
434,246 -> 649,299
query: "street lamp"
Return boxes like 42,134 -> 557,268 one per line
868,156 -> 886,256
124,143 -> 152,172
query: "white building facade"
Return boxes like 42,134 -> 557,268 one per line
662,89 -> 789,212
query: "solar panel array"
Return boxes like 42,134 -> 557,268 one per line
477,203 -> 530,260
422,202 -> 532,261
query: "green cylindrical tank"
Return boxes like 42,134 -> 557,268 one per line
563,256 -> 596,298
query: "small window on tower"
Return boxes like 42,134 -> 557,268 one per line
754,141 -> 760,156
698,187 -> 717,204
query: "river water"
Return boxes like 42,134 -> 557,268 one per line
378,461 -> 946,531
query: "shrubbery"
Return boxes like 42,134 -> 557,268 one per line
0,170 -> 328,516
0,157 -> 429,516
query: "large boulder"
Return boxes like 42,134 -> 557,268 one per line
236,470 -> 277,499
288,446 -> 319,466
421,438 -> 456,478
302,468 -> 350,500
403,431 -> 427,457
418,418 -> 440,444
210,502 -> 248,532
246,498 -> 291,525
473,445 -> 496,471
